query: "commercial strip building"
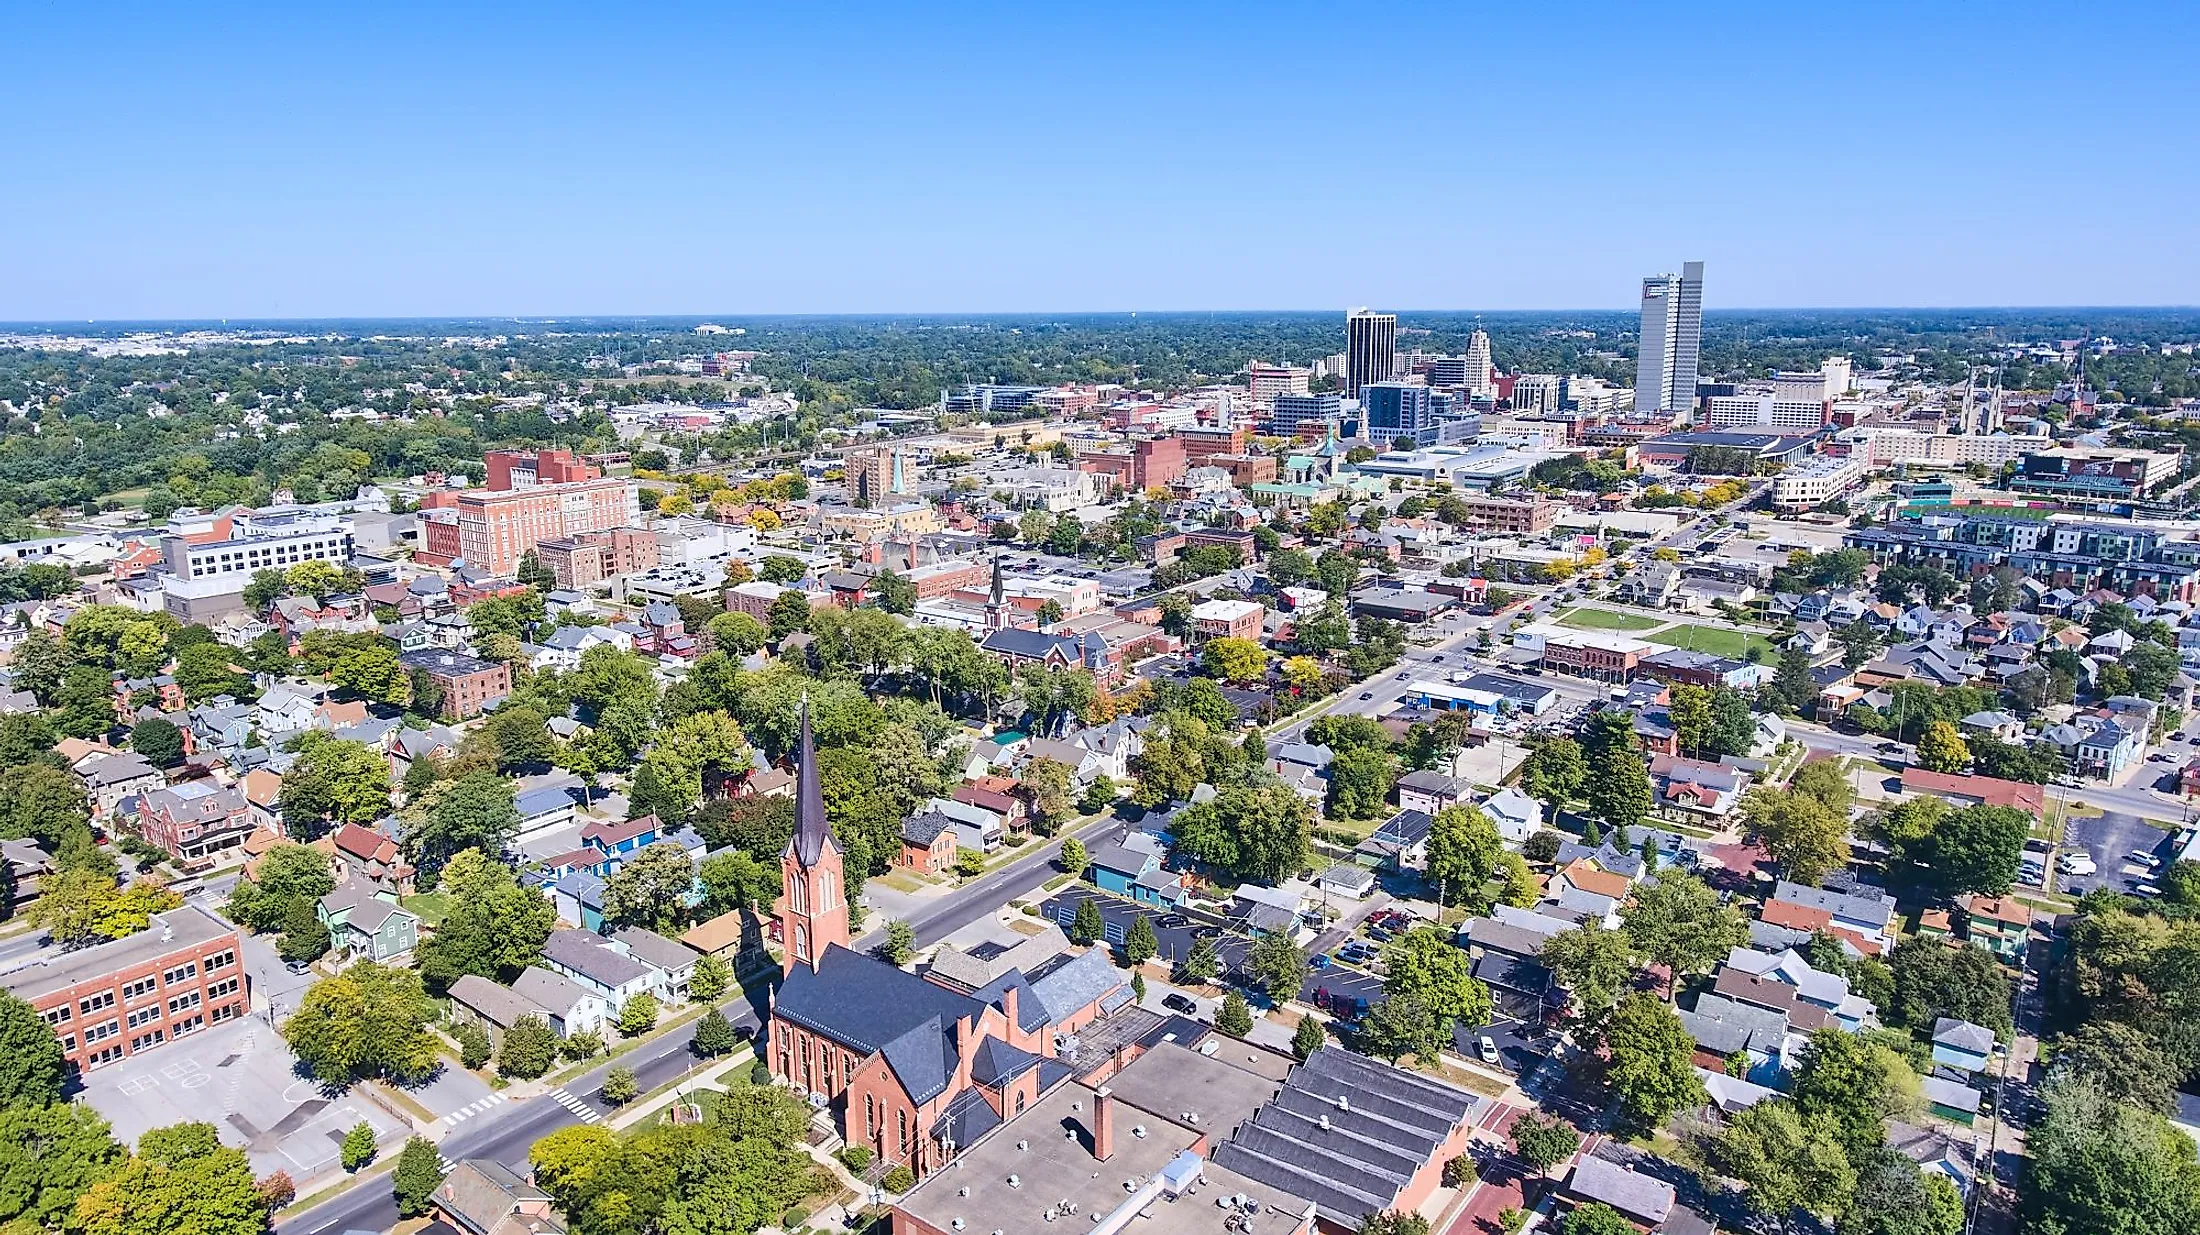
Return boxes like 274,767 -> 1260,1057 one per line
1,905 -> 247,1073
1512,623 -> 1654,682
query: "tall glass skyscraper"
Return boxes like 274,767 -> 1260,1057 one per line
1345,307 -> 1397,398
1635,260 -> 1704,416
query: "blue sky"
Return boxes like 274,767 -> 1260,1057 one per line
6,1 -> 2196,318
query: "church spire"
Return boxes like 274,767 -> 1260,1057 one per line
989,551 -> 1005,606
790,694 -> 834,869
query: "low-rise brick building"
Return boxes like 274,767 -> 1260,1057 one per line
399,648 -> 512,720
1,905 -> 247,1073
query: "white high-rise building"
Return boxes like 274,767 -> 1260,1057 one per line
1635,260 -> 1705,416
1464,329 -> 1495,396
1345,308 -> 1397,398
1510,374 -> 1561,416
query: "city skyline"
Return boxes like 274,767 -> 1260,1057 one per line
4,2 -> 2195,319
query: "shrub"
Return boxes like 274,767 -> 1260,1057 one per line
340,1119 -> 377,1172
881,1165 -> 915,1193
255,1171 -> 296,1210
1443,1155 -> 1476,1187
838,1145 -> 874,1172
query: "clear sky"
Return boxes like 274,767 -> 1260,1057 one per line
7,1 -> 2195,319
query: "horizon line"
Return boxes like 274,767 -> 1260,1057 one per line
4,303 -> 2199,329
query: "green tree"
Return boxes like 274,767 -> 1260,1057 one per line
1070,898 -> 1105,946
282,962 -> 440,1083
1604,992 -> 1707,1127
1178,934 -> 1221,985
1897,804 -> 2030,898
1914,720 -> 1970,774
279,735 -> 391,841
1325,745 -> 1397,820
618,993 -> 660,1037
1886,936 -> 2011,1036
328,640 -> 407,705
1359,1211 -> 1432,1235
1537,925 -> 1640,1036
392,1137 -> 446,1218
1791,1028 -> 1921,1158
767,590 -> 813,640
128,716 -> 184,767
1841,1144 -> 1965,1235
340,1120 -> 377,1172
415,848 -> 557,993
2022,1075 -> 2200,1235
2052,1020 -> 2177,1113
1710,1098 -> 1858,1224
497,1016 -> 561,1079
1381,927 -> 1492,1040
880,919 -> 917,966
1246,931 -> 1307,1004
601,1066 -> 640,1106
1508,1111 -> 1580,1179
6,763 -> 92,848
0,992 -> 70,1110
1744,787 -> 1850,887
1123,915 -> 1158,968
1361,992 -> 1444,1064
30,872 -> 182,949
1496,851 -> 1540,908
1424,805 -> 1502,909
1170,783 -> 1312,884
0,1102 -> 125,1229
1620,870 -> 1748,998
603,841 -> 698,934
1216,991 -> 1254,1037
402,771 -> 518,877
1519,735 -> 1587,808
1563,1203 -> 1634,1235
276,894 -> 331,964
1292,1013 -> 1326,1060
453,1021 -> 493,1071
689,952 -> 733,1003
1020,757 -> 1076,835
1058,835 -> 1089,876
74,1122 -> 266,1235
1580,713 -> 1651,833
692,1009 -> 739,1058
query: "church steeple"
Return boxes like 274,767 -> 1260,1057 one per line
777,696 -> 847,973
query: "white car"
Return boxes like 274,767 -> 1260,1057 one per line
2058,853 -> 2098,876
1478,1036 -> 1501,1064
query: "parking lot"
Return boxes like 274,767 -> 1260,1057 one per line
75,1013 -> 408,1185
2053,811 -> 2175,896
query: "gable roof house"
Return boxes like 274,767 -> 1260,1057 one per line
316,883 -> 419,962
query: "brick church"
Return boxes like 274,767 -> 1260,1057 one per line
767,704 -> 1130,1176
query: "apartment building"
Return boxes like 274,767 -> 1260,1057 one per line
160,526 -> 355,583
416,475 -> 640,577
536,527 -> 661,589
2,905 -> 247,1073
1247,362 -> 1310,399
399,649 -> 512,720
1450,495 -> 1560,534
1772,454 -> 1868,510
485,448 -> 601,489
1268,392 -> 1343,439
848,445 -> 920,505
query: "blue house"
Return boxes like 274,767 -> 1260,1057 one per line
553,871 -> 608,932
582,814 -> 660,864
1930,1017 -> 1995,1074
1088,842 -> 1158,896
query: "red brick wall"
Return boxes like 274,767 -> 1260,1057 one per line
26,931 -> 249,1072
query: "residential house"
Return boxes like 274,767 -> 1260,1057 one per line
1931,1018 -> 1996,1074
1020,736 -> 1112,788
1481,788 -> 1542,844
1959,711 -> 2026,742
1395,769 -> 1470,815
430,1159 -> 568,1235
580,814 -> 661,866
897,811 -> 958,874
542,928 -> 666,1008
551,871 -> 607,932
1717,946 -> 1878,1031
77,751 -> 164,819
515,784 -> 582,843
1354,808 -> 1434,871
608,927 -> 701,1001
1771,880 -> 1896,951
1649,754 -> 1749,820
1922,1074 -> 1982,1126
329,822 -> 413,894
1680,992 -> 1793,1086
447,967 -> 610,1042
136,782 -> 252,864
316,883 -> 419,962
1565,1156 -> 1676,1230
1957,894 -> 2031,961
921,796 -> 1004,853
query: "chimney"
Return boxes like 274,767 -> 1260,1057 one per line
907,538 -> 920,572
861,541 -> 882,566
1001,984 -> 1020,1037
1093,1086 -> 1116,1162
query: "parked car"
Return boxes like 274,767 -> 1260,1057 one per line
1359,691 -> 1374,700
1309,954 -> 1331,970
1161,992 -> 1199,1015
1478,1036 -> 1501,1065
1156,913 -> 1189,929
2059,853 -> 2098,876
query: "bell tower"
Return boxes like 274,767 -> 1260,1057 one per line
776,697 -> 848,973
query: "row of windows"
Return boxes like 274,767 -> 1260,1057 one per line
127,1005 -> 161,1029
84,1044 -> 123,1069
206,949 -> 237,971
82,1019 -> 120,1044
164,961 -> 198,984
208,977 -> 239,1000
123,976 -> 158,1002
211,1002 -> 240,1024
128,1029 -> 165,1052
168,991 -> 200,1015
78,991 -> 115,1015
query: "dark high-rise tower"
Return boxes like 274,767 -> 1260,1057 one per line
1345,307 -> 1397,398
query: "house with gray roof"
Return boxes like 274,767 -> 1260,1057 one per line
317,883 -> 418,962
542,928 -> 662,1008
511,966 -> 611,1037
1565,1154 -> 1676,1227
608,926 -> 701,1000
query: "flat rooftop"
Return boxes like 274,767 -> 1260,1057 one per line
0,905 -> 233,1000
1102,1039 -> 1293,1140
898,1079 -> 1313,1235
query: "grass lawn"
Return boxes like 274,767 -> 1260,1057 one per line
400,891 -> 451,927
1646,623 -> 1778,660
1555,607 -> 1666,633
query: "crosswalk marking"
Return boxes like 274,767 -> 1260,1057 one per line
441,1093 -> 509,1125
548,1088 -> 602,1124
